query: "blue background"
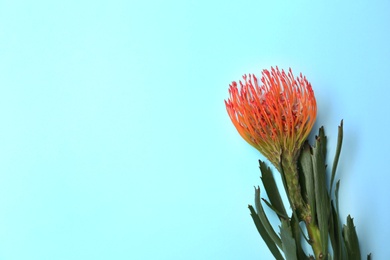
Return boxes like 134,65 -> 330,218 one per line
0,1 -> 389,259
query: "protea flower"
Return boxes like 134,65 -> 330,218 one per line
225,67 -> 317,216
225,67 -> 317,170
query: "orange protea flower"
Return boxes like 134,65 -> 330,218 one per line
225,67 -> 317,169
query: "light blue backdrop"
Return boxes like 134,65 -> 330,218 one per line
0,1 -> 389,259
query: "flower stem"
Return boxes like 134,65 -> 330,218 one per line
281,155 -> 308,218
307,220 -> 324,259
281,155 -> 325,259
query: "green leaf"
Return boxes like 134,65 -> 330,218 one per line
335,181 -> 340,214
342,215 -> 361,260
329,201 -> 344,260
249,205 -> 284,260
330,120 -> 343,193
254,186 -> 282,249
298,142 -> 316,220
262,198 -> 289,219
318,126 -> 328,163
290,212 -> 309,260
312,127 -> 330,257
333,180 -> 346,260
280,219 -> 298,260
259,160 -> 288,219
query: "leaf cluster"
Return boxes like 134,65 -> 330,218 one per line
249,121 -> 370,259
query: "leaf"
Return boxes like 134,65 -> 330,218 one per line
342,215 -> 361,260
262,198 -> 289,219
312,127 -> 330,257
329,201 -> 344,260
318,126 -> 328,163
298,142 -> 316,220
259,160 -> 288,219
291,212 -> 309,260
332,180 -> 346,260
335,181 -> 340,215
254,186 -> 282,249
330,120 -> 343,193
249,205 -> 284,260
280,219 -> 298,260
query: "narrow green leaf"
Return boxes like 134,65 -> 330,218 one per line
290,212 -> 309,260
280,219 -> 298,260
329,202 -> 336,257
262,198 -> 289,220
298,142 -> 316,220
249,205 -> 284,260
330,120 -> 343,193
254,186 -> 282,249
335,181 -> 341,214
342,215 -> 361,260
260,160 -> 288,219
329,201 -> 343,260
334,180 -> 345,260
312,127 -> 330,257
318,126 -> 328,163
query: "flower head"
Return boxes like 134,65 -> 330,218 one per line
225,67 -> 316,168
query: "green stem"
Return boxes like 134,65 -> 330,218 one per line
307,221 -> 324,259
281,155 -> 325,259
281,155 -> 308,218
